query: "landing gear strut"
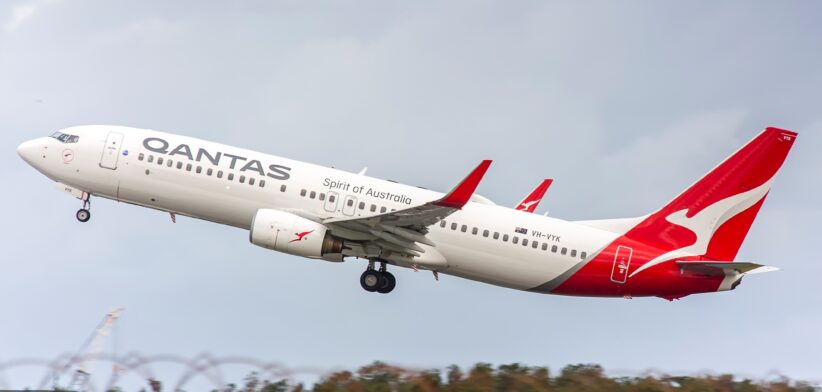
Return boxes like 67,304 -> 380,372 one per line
360,260 -> 396,294
76,198 -> 91,223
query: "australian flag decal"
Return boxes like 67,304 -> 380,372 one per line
515,227 -> 528,235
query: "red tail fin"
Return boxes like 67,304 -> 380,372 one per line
627,128 -> 796,273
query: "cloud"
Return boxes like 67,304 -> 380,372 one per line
2,0 -> 59,32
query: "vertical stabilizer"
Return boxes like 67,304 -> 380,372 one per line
626,127 -> 797,277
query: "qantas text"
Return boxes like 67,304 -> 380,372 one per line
143,137 -> 291,180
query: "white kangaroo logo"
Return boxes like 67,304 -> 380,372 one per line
629,176 -> 775,278
519,200 -> 539,209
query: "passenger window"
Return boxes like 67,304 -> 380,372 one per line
513,236 -> 519,244
552,245 -> 558,253
228,173 -> 234,181
471,227 -> 478,235
493,232 -> 499,240
522,239 -> 528,246
329,195 -> 336,203
167,159 -> 173,167
138,153 -> 145,161
310,191 -> 316,199
177,161 -> 183,169
440,221 -> 446,228
217,170 -> 223,178
207,168 -> 213,176
370,205 -> 377,212
347,199 -> 354,207
239,175 -> 245,183
259,180 -> 265,187
451,223 -> 457,230
319,193 -> 325,201
359,202 -> 365,210
570,249 -> 577,257
157,157 -> 164,165
541,243 -> 548,251
482,229 -> 489,237
581,252 -> 587,259
561,247 -> 567,255
503,234 -> 509,242
249,178 -> 256,186
532,241 -> 538,249
380,206 -> 387,213
147,155 -> 154,163
300,189 -> 307,197
461,225 -> 467,233
196,166 -> 202,174
280,185 -> 287,192
186,163 -> 192,171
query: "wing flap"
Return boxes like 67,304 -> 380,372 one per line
324,160 -> 492,260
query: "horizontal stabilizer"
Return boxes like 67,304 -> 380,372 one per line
676,261 -> 779,276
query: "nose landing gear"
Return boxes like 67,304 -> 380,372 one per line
360,260 -> 396,294
76,198 -> 91,223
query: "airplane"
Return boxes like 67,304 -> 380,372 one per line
17,126 -> 797,299
515,179 -> 552,213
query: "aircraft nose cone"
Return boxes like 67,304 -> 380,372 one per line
17,139 -> 41,165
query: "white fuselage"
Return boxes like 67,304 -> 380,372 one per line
18,125 -> 621,293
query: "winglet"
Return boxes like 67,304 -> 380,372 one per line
434,160 -> 492,209
515,179 -> 553,212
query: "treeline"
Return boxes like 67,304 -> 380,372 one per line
207,362 -> 819,392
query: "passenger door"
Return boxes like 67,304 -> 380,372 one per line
100,132 -> 124,170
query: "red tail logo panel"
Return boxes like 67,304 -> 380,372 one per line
553,128 -> 796,298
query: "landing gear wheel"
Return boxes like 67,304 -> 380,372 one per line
360,270 -> 381,292
76,209 -> 91,223
377,271 -> 396,294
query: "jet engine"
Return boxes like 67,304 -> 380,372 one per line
250,209 -> 345,261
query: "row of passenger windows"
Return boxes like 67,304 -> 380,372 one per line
439,220 -> 587,259
137,151 -> 580,258
138,153 -> 269,188
297,188 -> 396,214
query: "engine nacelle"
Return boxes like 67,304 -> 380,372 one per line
250,209 -> 344,261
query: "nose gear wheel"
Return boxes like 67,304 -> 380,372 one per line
76,198 -> 91,222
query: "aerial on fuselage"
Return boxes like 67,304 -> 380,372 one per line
18,125 -> 797,300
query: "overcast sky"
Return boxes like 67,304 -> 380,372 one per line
1,0 -> 821,389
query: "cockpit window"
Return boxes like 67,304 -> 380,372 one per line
50,132 -> 79,143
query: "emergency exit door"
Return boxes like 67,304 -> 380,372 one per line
610,245 -> 632,284
100,132 -> 124,170
324,191 -> 339,212
342,195 -> 357,216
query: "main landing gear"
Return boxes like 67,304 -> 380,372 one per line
360,260 -> 396,294
76,198 -> 91,223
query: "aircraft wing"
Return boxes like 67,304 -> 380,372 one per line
515,179 -> 553,213
323,160 -> 492,258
